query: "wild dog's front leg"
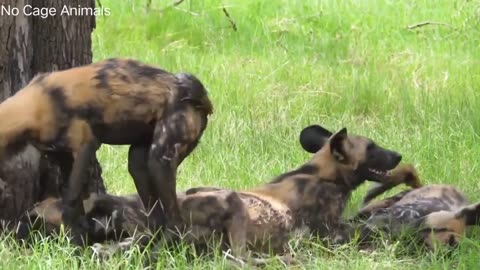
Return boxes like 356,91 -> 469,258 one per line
128,144 -> 165,232
63,139 -> 100,216
147,105 -> 208,234
362,164 -> 421,206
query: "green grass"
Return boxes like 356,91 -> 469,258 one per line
4,0 -> 480,268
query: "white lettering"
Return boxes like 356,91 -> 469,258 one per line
23,4 -> 32,16
23,5 -> 56,19
1,5 -> 19,16
61,5 -> 70,15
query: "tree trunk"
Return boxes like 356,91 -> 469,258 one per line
31,0 -> 95,72
0,0 -> 105,223
0,0 -> 32,100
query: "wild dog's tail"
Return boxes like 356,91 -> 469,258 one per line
175,73 -> 214,115
362,164 -> 422,206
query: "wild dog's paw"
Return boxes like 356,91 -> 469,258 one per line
401,164 -> 421,188
387,164 -> 422,188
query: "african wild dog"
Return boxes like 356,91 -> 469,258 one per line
0,58 -> 213,234
17,124 -> 403,262
352,167 -> 480,249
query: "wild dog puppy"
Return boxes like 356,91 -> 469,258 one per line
353,167 -> 480,249
17,124 -> 403,264
0,58 -> 213,234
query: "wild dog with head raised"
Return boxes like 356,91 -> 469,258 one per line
353,166 -> 480,249
17,124 -> 403,263
0,58 -> 213,234
163,124 -> 402,256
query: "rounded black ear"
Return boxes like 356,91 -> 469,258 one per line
299,125 -> 333,153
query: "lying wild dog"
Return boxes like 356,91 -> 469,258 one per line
17,124 -> 403,263
0,58 -> 213,234
352,167 -> 480,249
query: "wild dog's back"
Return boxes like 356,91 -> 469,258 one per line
363,185 -> 468,228
394,185 -> 468,214
31,58 -> 212,126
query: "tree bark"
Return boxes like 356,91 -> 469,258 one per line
31,0 -> 95,72
0,0 -> 105,223
0,0 -> 32,99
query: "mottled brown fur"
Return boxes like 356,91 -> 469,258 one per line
17,124 -> 403,263
0,58 -> 213,235
353,167 -> 480,249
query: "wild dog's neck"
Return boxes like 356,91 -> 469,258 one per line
307,149 -> 367,191
247,153 -> 365,208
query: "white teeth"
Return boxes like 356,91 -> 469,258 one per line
368,168 -> 386,175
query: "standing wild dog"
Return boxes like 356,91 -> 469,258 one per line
352,167 -> 480,249
18,124 -> 403,263
0,58 -> 213,234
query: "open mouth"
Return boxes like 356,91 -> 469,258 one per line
364,167 -> 396,182
367,168 -> 393,177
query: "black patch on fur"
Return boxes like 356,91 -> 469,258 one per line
94,58 -> 120,90
294,177 -> 311,194
119,74 -> 130,83
4,130 -> 30,155
49,87 -> 70,115
75,105 -> 104,123
197,196 -> 218,210
47,87 -> 73,145
270,164 -> 318,184
225,192 -> 242,209
126,59 -> 168,78
224,192 -> 244,222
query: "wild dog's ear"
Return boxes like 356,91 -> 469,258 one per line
299,125 -> 333,153
329,128 -> 348,161
455,202 -> 480,226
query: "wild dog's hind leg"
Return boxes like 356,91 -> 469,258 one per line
224,192 -> 248,259
180,191 -> 249,259
128,144 -> 165,232
147,105 -> 209,234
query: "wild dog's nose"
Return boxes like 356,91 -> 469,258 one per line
391,152 -> 402,165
